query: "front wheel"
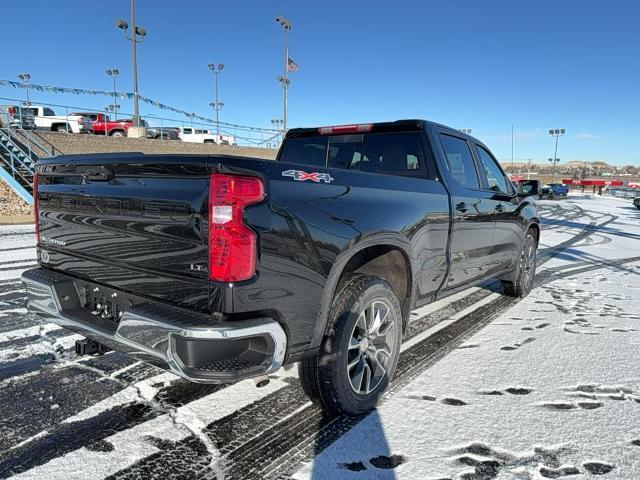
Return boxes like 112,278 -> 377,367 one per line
502,232 -> 537,298
299,274 -> 402,415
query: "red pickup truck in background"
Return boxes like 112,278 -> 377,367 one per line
71,112 -> 154,137
71,112 -> 130,137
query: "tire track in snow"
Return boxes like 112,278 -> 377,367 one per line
0,202 -> 598,478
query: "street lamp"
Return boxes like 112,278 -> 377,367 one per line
209,101 -> 224,133
548,128 -> 566,180
116,0 -> 147,131
207,63 -> 224,135
271,118 -> 284,143
17,73 -> 31,106
105,69 -> 119,119
275,16 -> 292,133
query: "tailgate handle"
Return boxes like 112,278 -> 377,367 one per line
82,166 -> 115,181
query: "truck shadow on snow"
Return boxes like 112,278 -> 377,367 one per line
309,408 -> 406,480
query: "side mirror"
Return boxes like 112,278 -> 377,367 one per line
517,180 -> 539,197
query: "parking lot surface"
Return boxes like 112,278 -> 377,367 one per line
0,195 -> 638,479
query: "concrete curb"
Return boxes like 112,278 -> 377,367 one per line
0,215 -> 34,225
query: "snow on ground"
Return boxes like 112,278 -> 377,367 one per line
0,196 -> 638,479
292,195 -> 640,480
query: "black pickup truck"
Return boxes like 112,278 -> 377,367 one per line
23,120 -> 540,415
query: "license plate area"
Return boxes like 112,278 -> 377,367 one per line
74,281 -> 145,326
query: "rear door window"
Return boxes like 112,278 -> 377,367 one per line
474,144 -> 512,194
43,108 -> 55,116
438,134 -> 480,189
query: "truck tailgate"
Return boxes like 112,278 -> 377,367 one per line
36,155 -> 211,311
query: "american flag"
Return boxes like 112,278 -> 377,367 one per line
287,57 -> 299,73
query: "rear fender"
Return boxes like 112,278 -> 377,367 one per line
308,233 -> 416,351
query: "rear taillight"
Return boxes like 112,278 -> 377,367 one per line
208,174 -> 265,282
8,107 -> 16,115
33,174 -> 40,245
77,118 -> 83,125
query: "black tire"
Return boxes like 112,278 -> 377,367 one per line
502,232 -> 537,298
549,192 -> 555,199
298,273 -> 402,416
110,130 -> 125,137
55,124 -> 70,133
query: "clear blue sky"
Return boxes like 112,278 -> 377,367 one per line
2,0 -> 638,164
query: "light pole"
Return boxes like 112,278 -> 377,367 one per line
209,102 -> 224,134
275,16 -> 292,133
548,128 -> 565,181
271,118 -> 284,143
116,0 -> 147,132
207,63 -> 224,135
105,69 -> 119,119
548,157 -> 561,179
17,73 -> 31,106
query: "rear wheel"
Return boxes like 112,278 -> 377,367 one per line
298,274 -> 402,415
55,124 -> 70,133
110,130 -> 125,137
502,232 -> 537,298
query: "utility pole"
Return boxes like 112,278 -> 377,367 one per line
511,125 -> 514,171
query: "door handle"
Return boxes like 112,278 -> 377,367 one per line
455,202 -> 468,213
495,204 -> 504,213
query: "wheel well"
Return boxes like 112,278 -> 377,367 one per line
336,246 -> 412,325
51,123 -> 68,131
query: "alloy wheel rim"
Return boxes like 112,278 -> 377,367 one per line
347,299 -> 396,395
521,241 -> 536,288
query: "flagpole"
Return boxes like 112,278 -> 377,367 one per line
276,16 -> 292,135
283,25 -> 289,133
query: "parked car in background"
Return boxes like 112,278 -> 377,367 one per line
0,105 -> 35,129
24,106 -> 92,134
177,127 -> 234,145
539,183 -> 568,199
546,183 -> 569,197
146,126 -> 180,140
87,116 -> 148,137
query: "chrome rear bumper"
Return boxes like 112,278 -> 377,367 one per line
21,268 -> 287,383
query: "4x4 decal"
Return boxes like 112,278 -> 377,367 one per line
281,169 -> 334,184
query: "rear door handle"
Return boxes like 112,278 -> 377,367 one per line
495,204 -> 504,213
455,202 -> 468,213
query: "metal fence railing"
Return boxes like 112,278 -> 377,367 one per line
0,96 -> 282,148
608,187 -> 638,199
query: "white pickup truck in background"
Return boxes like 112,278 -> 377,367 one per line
176,127 -> 235,145
24,106 -> 92,134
